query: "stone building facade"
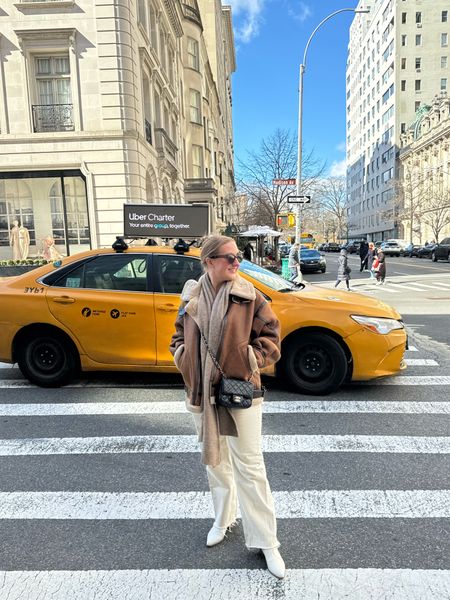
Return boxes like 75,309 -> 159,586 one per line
0,0 -> 235,259
347,0 -> 449,241
399,94 -> 450,243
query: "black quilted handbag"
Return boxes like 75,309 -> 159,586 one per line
218,377 -> 254,409
199,330 -> 254,409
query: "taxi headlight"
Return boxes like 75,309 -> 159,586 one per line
351,315 -> 404,335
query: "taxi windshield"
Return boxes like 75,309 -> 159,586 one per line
239,260 -> 297,292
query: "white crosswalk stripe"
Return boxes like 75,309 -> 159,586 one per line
336,278 -> 450,294
1,489 -> 450,520
2,569 -> 449,600
0,341 -> 449,599
2,433 -> 450,456
1,399 -> 449,416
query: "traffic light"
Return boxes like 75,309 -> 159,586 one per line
277,214 -> 288,227
288,213 -> 296,227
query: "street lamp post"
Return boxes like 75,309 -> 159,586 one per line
295,7 -> 370,248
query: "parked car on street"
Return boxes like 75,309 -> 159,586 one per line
418,243 -> 437,259
431,237 -> 450,262
403,243 -> 421,257
299,249 -> 326,273
345,240 -> 365,254
279,243 -> 292,257
324,242 -> 341,252
380,241 -> 402,256
0,243 -> 406,395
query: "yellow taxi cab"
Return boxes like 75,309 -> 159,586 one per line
0,241 -> 407,394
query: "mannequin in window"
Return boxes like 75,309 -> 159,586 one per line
18,224 -> 30,259
42,236 -> 63,261
9,220 -> 30,260
9,220 -> 21,260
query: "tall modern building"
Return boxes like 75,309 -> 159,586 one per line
0,0 -> 235,259
346,0 -> 449,241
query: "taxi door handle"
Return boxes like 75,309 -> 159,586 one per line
157,303 -> 177,312
52,296 -> 76,304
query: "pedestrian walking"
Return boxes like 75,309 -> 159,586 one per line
288,242 -> 301,281
366,242 -> 376,278
375,248 -> 386,285
242,243 -> 253,261
359,240 -> 369,272
170,234 -> 285,579
335,246 -> 351,291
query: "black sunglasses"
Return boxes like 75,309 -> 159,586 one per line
209,253 -> 243,264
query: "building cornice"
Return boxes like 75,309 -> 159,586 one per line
14,27 -> 77,49
163,0 -> 184,38
222,6 -> 236,73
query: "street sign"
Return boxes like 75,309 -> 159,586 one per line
272,178 -> 296,185
287,195 -> 311,204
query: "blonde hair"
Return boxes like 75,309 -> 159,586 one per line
200,234 -> 236,266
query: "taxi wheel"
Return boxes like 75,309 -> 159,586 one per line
17,331 -> 79,387
281,333 -> 348,395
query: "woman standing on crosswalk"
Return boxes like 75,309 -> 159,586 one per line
170,234 -> 285,579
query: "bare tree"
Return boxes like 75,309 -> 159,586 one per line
314,177 -> 348,241
237,128 -> 325,229
422,174 -> 450,242
393,164 -> 428,243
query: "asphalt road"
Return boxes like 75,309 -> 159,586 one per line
1,259 -> 450,598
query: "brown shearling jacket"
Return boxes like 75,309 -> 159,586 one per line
169,275 -> 281,408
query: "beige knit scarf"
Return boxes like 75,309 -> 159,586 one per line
196,273 -> 238,467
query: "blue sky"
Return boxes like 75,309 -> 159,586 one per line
229,0 -> 360,178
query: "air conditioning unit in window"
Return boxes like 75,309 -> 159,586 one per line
417,23 -> 422,28
416,68 -> 421,72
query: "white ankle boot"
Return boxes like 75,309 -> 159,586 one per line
206,522 -> 236,547
262,547 -> 286,579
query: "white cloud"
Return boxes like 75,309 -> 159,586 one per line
329,159 -> 347,177
287,2 -> 312,23
228,0 -> 266,43
336,141 -> 346,153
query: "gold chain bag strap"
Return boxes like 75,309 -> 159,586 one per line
199,329 -> 254,409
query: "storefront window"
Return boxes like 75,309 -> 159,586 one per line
0,171 -> 90,260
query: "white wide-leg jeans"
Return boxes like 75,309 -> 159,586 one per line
194,403 -> 279,550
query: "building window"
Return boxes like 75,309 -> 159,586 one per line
415,34 -> 422,46
0,172 -> 89,259
442,33 -> 449,47
192,145 -> 203,178
401,123 -> 406,134
401,12 -> 407,24
442,56 -> 448,68
189,89 -> 201,124
382,168 -> 393,183
415,12 -> 421,24
187,37 -> 200,71
401,35 -> 407,46
415,79 -> 421,91
441,78 -> 448,92
401,80 -> 406,91
401,57 -> 407,69
415,101 -> 421,111
442,11 -> 448,23
33,55 -> 73,132
415,57 -> 421,69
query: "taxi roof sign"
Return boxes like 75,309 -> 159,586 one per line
124,203 -> 209,238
